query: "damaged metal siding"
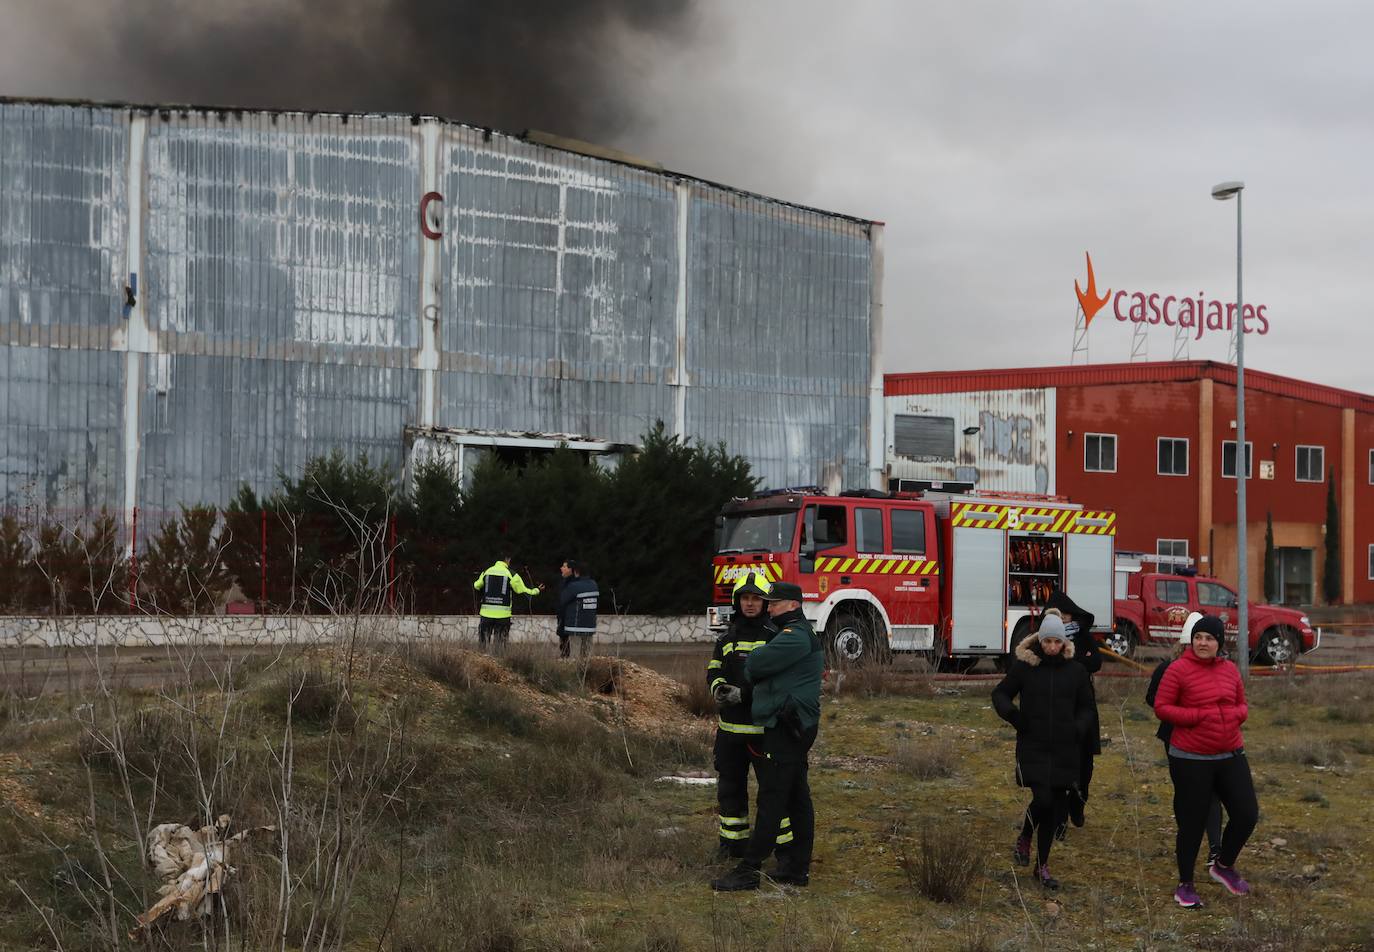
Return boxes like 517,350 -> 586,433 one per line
0,98 -> 878,525
885,389 -> 1057,494
0,104 -> 127,510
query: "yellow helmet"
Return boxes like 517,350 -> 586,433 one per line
732,570 -> 773,602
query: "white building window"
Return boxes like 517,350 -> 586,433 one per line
1157,438 -> 1189,477
1295,445 -> 1325,483
1158,539 -> 1189,560
1084,433 -> 1117,473
1222,440 -> 1253,479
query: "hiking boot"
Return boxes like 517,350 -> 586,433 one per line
1013,834 -> 1031,867
1174,882 -> 1204,908
1209,862 -> 1251,896
711,863 -> 761,892
1035,864 -> 1059,890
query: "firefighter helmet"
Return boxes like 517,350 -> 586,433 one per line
732,570 -> 773,604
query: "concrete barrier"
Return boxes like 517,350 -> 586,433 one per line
0,613 -> 712,649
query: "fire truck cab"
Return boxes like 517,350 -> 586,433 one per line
709,488 -> 1117,667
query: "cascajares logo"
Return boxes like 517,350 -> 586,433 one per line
1075,253 -> 1269,340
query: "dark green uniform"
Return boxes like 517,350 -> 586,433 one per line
740,603 -> 824,876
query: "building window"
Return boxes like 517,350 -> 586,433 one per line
1157,539 -> 1189,560
1157,438 -> 1189,476
1084,433 -> 1117,473
855,507 -> 885,554
1295,445 -> 1324,483
891,509 -> 926,555
1369,449 -> 1374,485
1222,440 -> 1253,479
1369,544 -> 1374,581
893,415 -> 955,460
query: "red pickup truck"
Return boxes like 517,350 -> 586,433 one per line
1107,571 -> 1319,665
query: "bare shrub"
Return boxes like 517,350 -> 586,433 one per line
895,816 -> 984,903
1275,737 -> 1347,767
504,646 -> 585,694
412,641 -> 477,689
673,674 -> 716,719
260,663 -> 356,730
891,736 -> 958,780
460,682 -> 537,736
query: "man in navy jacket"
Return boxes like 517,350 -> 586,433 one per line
557,559 -> 599,659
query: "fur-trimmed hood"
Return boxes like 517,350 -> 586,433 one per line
1015,633 -> 1076,666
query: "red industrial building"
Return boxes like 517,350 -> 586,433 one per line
884,361 -> 1374,606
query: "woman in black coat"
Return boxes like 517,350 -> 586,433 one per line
1043,591 -> 1102,827
992,614 -> 1095,890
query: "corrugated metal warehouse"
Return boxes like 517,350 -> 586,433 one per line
0,98 -> 884,525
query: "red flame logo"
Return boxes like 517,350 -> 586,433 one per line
1074,252 -> 1111,326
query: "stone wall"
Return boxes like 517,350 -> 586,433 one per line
0,614 -> 711,649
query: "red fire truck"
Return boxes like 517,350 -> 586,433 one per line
708,488 -> 1117,667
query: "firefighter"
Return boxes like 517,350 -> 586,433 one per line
706,571 -> 792,859
472,554 -> 542,650
711,581 -> 824,891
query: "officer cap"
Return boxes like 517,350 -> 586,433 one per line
761,581 -> 804,602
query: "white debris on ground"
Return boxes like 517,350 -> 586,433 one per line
655,775 -> 716,786
132,815 -> 274,938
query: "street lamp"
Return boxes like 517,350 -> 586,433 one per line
1212,180 -> 1247,680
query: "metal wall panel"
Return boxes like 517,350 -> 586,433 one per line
437,128 -> 678,440
886,389 -> 1056,493
686,188 -> 872,490
0,346 -> 124,510
144,112 -> 421,349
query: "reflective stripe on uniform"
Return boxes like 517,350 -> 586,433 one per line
775,831 -> 794,845
718,827 -> 750,840
707,660 -> 723,669
733,641 -> 766,652
719,815 -> 749,825
709,678 -> 726,690
718,719 -> 764,735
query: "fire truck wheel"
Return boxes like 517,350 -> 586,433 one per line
824,608 -> 889,667
1103,622 -> 1137,660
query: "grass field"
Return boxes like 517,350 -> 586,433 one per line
1,641 -> 1371,951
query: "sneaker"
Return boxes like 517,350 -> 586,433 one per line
1174,882 -> 1204,908
1209,862 -> 1251,896
710,863 -> 761,892
1035,864 -> 1060,891
1013,834 -> 1031,867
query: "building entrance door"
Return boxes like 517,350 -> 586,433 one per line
1277,547 -> 1313,606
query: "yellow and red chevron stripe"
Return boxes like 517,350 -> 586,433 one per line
713,562 -> 786,584
950,503 -> 1116,536
813,557 -> 941,575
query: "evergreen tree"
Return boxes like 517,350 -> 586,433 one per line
138,505 -> 232,613
1262,511 -> 1276,603
1324,468 -> 1341,604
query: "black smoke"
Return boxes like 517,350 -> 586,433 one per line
69,0 -> 697,141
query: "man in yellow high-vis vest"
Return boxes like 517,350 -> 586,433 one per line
473,554 -> 542,650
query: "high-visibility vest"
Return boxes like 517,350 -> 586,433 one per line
474,561 -> 537,619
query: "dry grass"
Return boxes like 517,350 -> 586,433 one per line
894,815 -> 985,904
890,735 -> 959,780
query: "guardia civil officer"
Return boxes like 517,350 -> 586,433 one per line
706,571 -> 792,859
711,581 -> 824,891
473,554 -> 541,649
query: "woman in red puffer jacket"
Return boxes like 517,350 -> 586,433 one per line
1153,614 -> 1259,909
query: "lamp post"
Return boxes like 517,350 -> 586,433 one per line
1212,180 -> 1247,680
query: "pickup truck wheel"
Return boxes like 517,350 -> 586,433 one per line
1258,628 -> 1298,667
1103,622 -> 1137,660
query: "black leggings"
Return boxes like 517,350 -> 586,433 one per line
1022,785 -> 1071,866
1168,753 -> 1259,883
1161,741 -> 1223,859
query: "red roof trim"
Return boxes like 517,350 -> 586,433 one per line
884,361 -> 1374,413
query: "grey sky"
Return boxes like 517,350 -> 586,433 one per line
624,1 -> 1374,390
3,0 -> 1370,390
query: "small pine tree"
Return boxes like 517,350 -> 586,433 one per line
1324,469 -> 1341,604
0,514 -> 33,610
1262,512 -> 1276,603
138,505 -> 232,613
